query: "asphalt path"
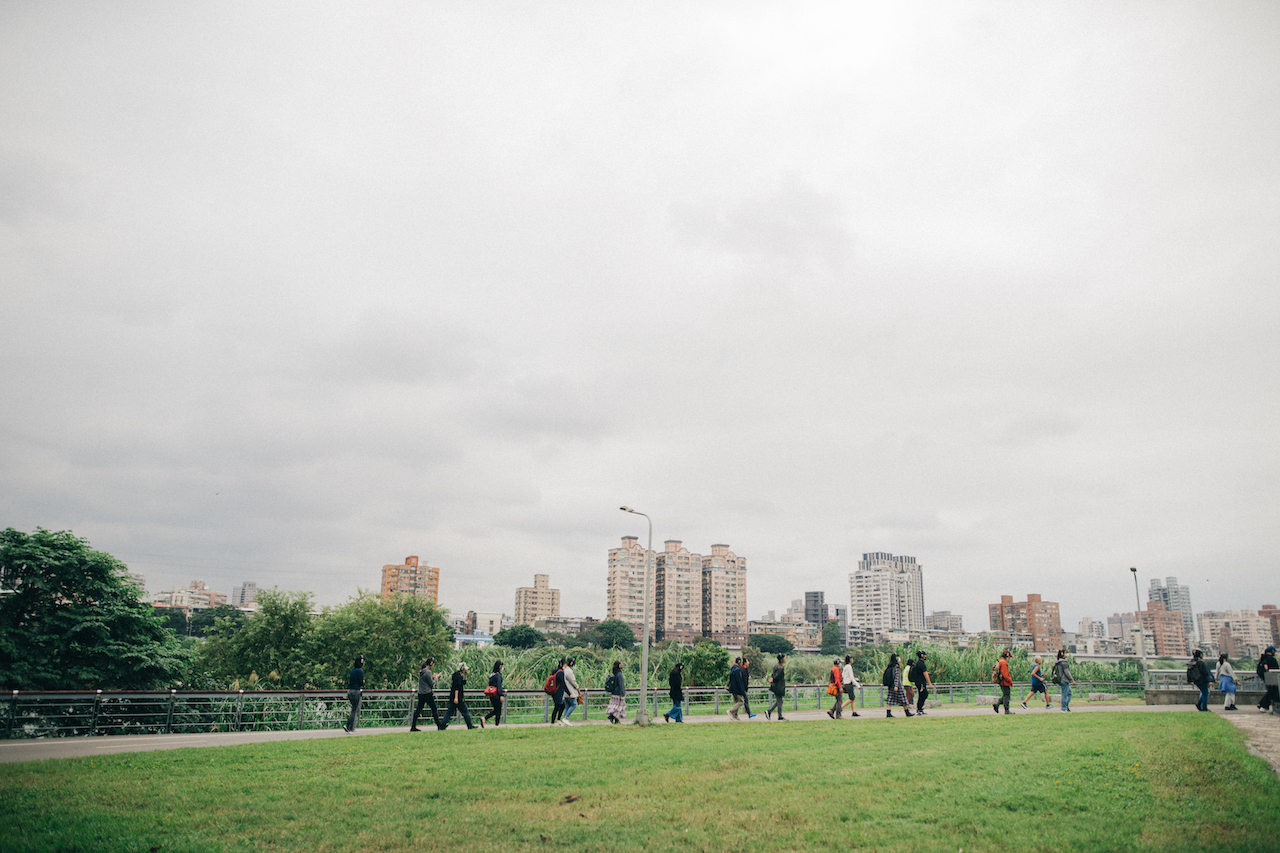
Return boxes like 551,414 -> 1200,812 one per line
0,701 -> 1219,765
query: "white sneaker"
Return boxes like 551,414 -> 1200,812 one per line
562,720 -> 573,726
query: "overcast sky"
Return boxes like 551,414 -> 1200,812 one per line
2,3 -> 1277,633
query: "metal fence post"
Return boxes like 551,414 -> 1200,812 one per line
792,689 -> 797,711
165,690 -> 176,734
652,689 -> 658,719
714,691 -> 720,714
295,693 -> 306,730
90,690 -> 102,737
6,691 -> 16,740
234,690 -> 244,732
543,694 -> 549,723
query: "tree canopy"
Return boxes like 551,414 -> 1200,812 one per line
493,624 -> 544,648
751,633 -> 795,655
0,528 -> 189,690
584,619 -> 635,650
820,620 -> 843,655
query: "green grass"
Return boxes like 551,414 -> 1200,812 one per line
2,713 -> 1276,852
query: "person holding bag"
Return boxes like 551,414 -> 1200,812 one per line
482,659 -> 505,727
826,658 -> 843,719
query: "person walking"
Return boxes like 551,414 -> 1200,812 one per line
562,657 -> 581,725
740,656 -> 756,718
884,653 -> 914,717
664,662 -> 684,723
826,658 -> 844,719
1216,654 -> 1238,711
441,661 -> 478,729
766,653 -> 788,721
605,660 -> 627,724
841,655 -> 861,718
1053,650 -> 1074,712
410,657 -> 443,731
1189,649 -> 1212,712
909,651 -> 934,716
727,657 -> 757,720
342,654 -> 365,733
549,658 -> 567,726
1257,646 -> 1278,713
1020,656 -> 1051,710
482,660 -> 505,727
992,650 -> 1014,714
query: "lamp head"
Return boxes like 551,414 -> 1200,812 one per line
1130,567 -> 1137,573
620,506 -> 632,512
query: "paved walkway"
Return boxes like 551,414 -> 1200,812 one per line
1219,706 -> 1280,777
0,700 -> 1208,765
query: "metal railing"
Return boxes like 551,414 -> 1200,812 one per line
1148,669 -> 1264,691
2,680 -> 1156,740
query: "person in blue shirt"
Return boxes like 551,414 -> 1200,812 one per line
342,655 -> 364,733
1020,656 -> 1051,710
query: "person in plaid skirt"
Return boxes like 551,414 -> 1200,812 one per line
884,653 -> 914,718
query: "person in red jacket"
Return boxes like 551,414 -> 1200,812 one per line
993,650 -> 1014,714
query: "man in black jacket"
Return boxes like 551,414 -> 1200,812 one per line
441,662 -> 478,729
1190,650 -> 1212,712
1258,646 -> 1278,712
410,657 -> 443,732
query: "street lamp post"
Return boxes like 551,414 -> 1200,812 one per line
1131,567 -> 1150,694
621,506 -> 652,724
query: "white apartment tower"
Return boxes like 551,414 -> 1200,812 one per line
609,536 -> 746,644
701,544 -> 747,645
1149,577 -> 1196,648
654,541 -> 703,642
514,574 -> 560,626
607,536 -> 653,635
849,552 -> 925,636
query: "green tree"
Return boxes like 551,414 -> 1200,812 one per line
820,620 -> 843,655
682,641 -> 730,686
195,589 -> 314,689
493,624 -> 545,649
589,619 -> 636,650
188,604 -> 246,638
0,528 -> 189,690
155,607 -> 190,635
301,593 -> 452,689
751,634 -> 795,655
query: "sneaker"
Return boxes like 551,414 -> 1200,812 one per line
916,710 -> 926,716
437,724 -> 448,731
563,720 -> 573,726
748,714 -> 757,719
1021,702 -> 1028,710
409,727 -> 420,732
765,710 -> 771,720
777,717 -> 787,721
992,703 -> 1000,714
826,710 -> 834,719
663,714 -> 670,723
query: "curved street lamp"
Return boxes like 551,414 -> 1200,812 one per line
620,506 -> 652,724
1131,567 -> 1150,694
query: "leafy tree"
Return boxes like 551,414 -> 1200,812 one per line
820,620 -> 843,655
682,641 -> 730,686
589,619 -> 635,650
188,604 -> 246,639
195,589 -> 315,689
751,634 -> 795,655
493,624 -> 545,649
155,607 -> 190,635
743,647 -> 773,680
301,593 -> 452,689
0,528 -> 189,690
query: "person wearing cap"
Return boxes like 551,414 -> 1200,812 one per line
1052,650 -> 1074,712
826,658 -> 843,719
1020,656 -> 1051,711
992,650 -> 1014,714
909,650 -> 934,716
342,654 -> 365,733
442,661 -> 479,729
766,654 -> 787,721
1257,646 -> 1278,713
840,655 -> 861,718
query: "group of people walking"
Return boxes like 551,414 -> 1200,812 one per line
991,649 -> 1075,714
1188,645 -> 1278,713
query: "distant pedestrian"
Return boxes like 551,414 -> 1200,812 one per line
605,660 -> 626,724
826,658 -> 843,719
1053,650 -> 1073,712
482,660 -> 505,727
909,650 -> 933,715
562,657 -> 581,725
883,653 -> 914,717
728,657 -> 755,720
1020,656 -> 1051,710
1257,646 -> 1278,713
992,650 -> 1013,715
549,658 -> 567,725
841,655 -> 861,718
1189,650 -> 1212,712
740,656 -> 756,718
767,654 -> 787,721
1216,654 -> 1238,712
664,662 -> 684,723
343,654 -> 365,733
441,662 -> 478,729
410,657 -> 442,731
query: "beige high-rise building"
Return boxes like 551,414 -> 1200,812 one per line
1197,610 -> 1274,655
381,555 -> 440,603
514,574 -> 560,626
701,544 -> 747,646
654,541 -> 703,642
989,593 -> 1062,653
607,536 -> 653,634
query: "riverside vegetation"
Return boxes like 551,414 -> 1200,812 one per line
2,712 -> 1276,852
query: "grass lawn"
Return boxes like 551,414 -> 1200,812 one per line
2,712 -> 1277,852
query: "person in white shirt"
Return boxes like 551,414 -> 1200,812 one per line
560,657 -> 581,726
840,655 -> 862,718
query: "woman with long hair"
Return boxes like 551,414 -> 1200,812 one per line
483,659 -> 505,727
884,653 -> 913,718
605,660 -> 626,724
550,658 -> 567,726
1216,653 -> 1238,711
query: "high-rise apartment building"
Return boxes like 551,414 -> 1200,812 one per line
231,581 -> 259,607
1077,617 -> 1106,639
804,592 -> 825,625
989,594 -> 1062,653
1139,601 -> 1187,658
1197,610 -> 1274,656
1258,605 -> 1280,645
514,574 -> 560,626
607,536 -> 653,634
928,611 -> 964,632
380,555 -> 440,603
1148,577 -> 1196,649
654,541 -> 704,642
701,544 -> 747,646
849,552 -> 925,637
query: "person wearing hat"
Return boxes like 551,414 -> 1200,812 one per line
992,650 -> 1014,714
1257,646 -> 1278,713
909,650 -> 934,716
342,654 -> 365,733
441,661 -> 479,729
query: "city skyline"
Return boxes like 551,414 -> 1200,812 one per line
3,6 -> 1275,637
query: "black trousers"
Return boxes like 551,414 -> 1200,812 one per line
915,684 -> 929,712
442,700 -> 473,728
483,695 -> 503,725
411,693 -> 441,729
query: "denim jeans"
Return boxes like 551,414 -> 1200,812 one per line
666,700 -> 683,721
1060,682 -> 1072,711
1197,683 -> 1210,711
564,696 -> 578,720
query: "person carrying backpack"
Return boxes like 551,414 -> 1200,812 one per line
1188,649 -> 1212,711
991,650 -> 1014,715
883,653 -> 913,718
1257,646 -> 1278,713
605,660 -> 626,724
547,658 -> 567,726
1052,649 -> 1074,712
909,650 -> 933,716
766,653 -> 788,721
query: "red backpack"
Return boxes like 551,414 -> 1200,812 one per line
543,669 -> 560,695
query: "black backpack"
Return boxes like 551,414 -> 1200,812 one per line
881,664 -> 894,688
1186,661 -> 1199,685
908,660 -> 923,683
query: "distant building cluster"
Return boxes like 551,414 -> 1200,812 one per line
380,555 -> 439,603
